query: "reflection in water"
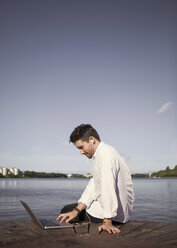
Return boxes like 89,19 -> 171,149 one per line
0,179 -> 18,189
0,178 -> 177,222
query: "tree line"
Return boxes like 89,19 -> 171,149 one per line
1,165 -> 177,178
151,165 -> 177,178
131,165 -> 177,178
23,171 -> 67,178
0,171 -> 86,178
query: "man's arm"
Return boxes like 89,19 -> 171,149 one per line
78,177 -> 95,207
97,154 -> 121,234
56,178 -> 95,223
56,202 -> 86,223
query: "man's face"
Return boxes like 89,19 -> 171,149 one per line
75,139 -> 93,159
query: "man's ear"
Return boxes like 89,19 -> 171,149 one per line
89,136 -> 95,144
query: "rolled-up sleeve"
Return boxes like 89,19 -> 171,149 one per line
78,178 -> 95,208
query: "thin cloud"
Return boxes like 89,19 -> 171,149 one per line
157,102 -> 173,114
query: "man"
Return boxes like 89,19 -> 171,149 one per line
57,124 -> 134,234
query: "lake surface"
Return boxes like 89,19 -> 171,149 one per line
0,178 -> 177,223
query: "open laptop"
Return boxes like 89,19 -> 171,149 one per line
20,200 -> 76,230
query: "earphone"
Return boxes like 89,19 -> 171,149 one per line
90,139 -> 94,158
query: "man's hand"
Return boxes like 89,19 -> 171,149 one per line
56,210 -> 78,224
57,203 -> 86,224
98,223 -> 120,234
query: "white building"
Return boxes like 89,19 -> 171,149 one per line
83,173 -> 93,178
67,173 -> 72,178
0,167 -> 20,176
10,168 -> 20,176
0,167 -> 9,176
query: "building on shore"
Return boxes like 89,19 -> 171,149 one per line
0,167 -> 20,177
67,173 -> 72,178
0,167 -> 9,177
83,173 -> 93,178
10,168 -> 20,176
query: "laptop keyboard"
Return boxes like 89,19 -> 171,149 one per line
40,219 -> 60,226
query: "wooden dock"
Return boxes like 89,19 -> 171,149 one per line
0,220 -> 177,248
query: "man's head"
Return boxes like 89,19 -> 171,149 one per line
69,124 -> 101,159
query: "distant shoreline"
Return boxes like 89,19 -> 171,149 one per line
1,165 -> 177,178
1,176 -> 177,179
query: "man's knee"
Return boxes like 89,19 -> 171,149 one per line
60,203 -> 77,214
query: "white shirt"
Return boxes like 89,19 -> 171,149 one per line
78,142 -> 134,223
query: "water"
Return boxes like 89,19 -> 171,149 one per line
0,178 -> 177,223
131,178 -> 177,222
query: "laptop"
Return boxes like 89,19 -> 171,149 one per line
20,200 -> 76,230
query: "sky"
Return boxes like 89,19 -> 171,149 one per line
0,0 -> 176,174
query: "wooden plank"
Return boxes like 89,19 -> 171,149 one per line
148,223 -> 177,242
0,221 -> 44,245
164,238 -> 177,246
9,222 -> 40,239
14,221 -> 45,235
1,232 -> 173,248
120,221 -> 147,236
0,230 -> 24,245
0,222 -> 24,244
125,221 -> 170,239
17,221 -> 88,237
1,220 -> 177,248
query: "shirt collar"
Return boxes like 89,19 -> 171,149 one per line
93,141 -> 104,159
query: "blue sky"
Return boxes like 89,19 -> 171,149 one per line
0,0 -> 176,174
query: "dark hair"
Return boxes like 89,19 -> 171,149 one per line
69,124 -> 101,143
